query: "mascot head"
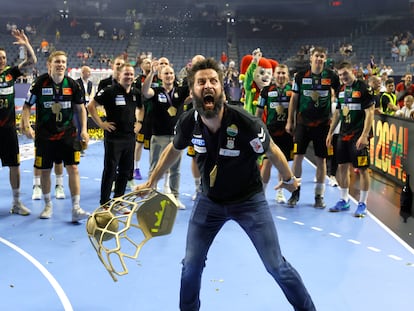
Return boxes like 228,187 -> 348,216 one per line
240,54 -> 278,90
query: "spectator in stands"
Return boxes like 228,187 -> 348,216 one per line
112,28 -> 118,40
224,60 -> 240,103
367,75 -> 382,114
55,29 -> 60,43
395,73 -> 414,108
398,40 -> 409,62
380,78 -> 398,115
379,71 -> 388,92
141,60 -> 188,209
118,28 -> 126,40
220,51 -> 228,66
0,29 -> 37,216
40,38 -> 49,56
385,65 -> 394,75
391,44 -> 399,63
327,61 -> 374,218
395,95 -> 414,119
21,51 -> 90,222
81,31 -> 90,40
285,46 -> 340,208
97,28 -> 105,39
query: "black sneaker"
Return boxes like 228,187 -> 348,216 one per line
314,195 -> 326,209
287,187 -> 300,207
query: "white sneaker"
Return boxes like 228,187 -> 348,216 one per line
40,202 -> 53,219
10,201 -> 31,216
276,189 -> 287,204
55,185 -> 66,199
72,206 -> 90,222
176,198 -> 186,210
117,206 -> 131,215
329,176 -> 338,187
32,185 -> 42,200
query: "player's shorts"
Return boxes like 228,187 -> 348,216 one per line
293,123 -> 329,158
271,131 -> 293,161
336,136 -> 370,169
34,137 -> 81,169
0,126 -> 20,167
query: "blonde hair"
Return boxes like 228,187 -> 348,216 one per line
47,50 -> 67,63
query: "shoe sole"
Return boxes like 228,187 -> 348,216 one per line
329,208 -> 350,212
354,212 -> 367,218
11,210 -> 30,216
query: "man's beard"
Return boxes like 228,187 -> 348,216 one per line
193,92 -> 224,119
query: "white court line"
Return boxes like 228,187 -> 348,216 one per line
304,158 -> 414,256
0,237 -> 73,311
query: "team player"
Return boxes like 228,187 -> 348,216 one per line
286,46 -> 340,208
0,29 -> 37,216
22,51 -> 90,222
327,61 -> 374,217
256,63 -> 293,203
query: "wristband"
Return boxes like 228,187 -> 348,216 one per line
282,176 -> 295,185
137,120 -> 143,124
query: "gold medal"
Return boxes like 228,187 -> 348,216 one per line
276,104 -> 284,115
209,164 -> 217,188
310,91 -> 320,101
51,102 -> 62,121
167,106 -> 177,117
342,105 -> 349,116
310,91 -> 320,107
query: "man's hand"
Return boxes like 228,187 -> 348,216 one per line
12,29 -> 29,46
274,177 -> 299,193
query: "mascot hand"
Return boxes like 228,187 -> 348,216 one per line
252,48 -> 262,63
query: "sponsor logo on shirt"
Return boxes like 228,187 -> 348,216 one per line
321,78 -> 331,85
302,78 -> 312,84
63,88 -> 73,95
352,91 -> 361,98
42,88 -> 53,95
219,148 -> 240,157
250,137 -> 264,153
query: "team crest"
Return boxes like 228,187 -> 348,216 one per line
226,138 -> 235,149
226,124 -> 238,137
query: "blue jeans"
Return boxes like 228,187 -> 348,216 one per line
179,192 -> 316,311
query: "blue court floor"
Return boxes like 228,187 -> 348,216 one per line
1,139 -> 413,311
